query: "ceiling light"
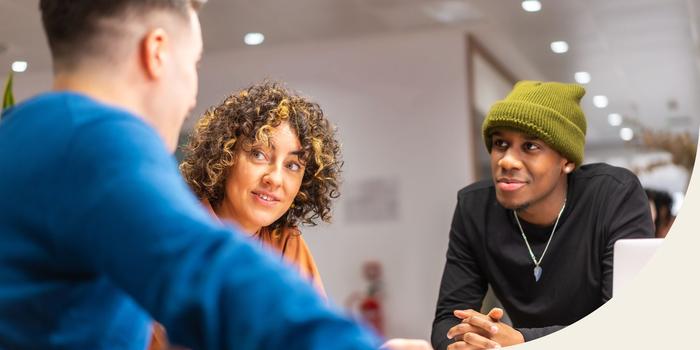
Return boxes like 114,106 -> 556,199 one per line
620,127 -> 634,141
11,61 -> 27,73
574,71 -> 591,84
608,113 -> 622,126
593,95 -> 608,108
424,1 -> 484,23
521,0 -> 542,12
550,41 -> 568,54
244,32 -> 265,46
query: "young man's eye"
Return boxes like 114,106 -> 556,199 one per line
524,142 -> 540,151
493,139 -> 507,149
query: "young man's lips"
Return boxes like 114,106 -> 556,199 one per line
496,179 -> 527,192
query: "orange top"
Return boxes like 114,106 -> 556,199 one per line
147,201 -> 327,350
201,199 -> 326,297
148,199 -> 328,350
255,227 -> 326,297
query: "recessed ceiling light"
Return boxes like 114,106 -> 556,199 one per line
244,32 -> 265,46
574,71 -> 591,84
521,0 -> 542,12
424,1 -> 484,23
593,95 -> 608,108
11,61 -> 27,73
550,41 -> 569,54
608,113 -> 622,126
620,127 -> 634,141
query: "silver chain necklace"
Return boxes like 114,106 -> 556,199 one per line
512,200 -> 566,282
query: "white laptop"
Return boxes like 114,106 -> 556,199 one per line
612,238 -> 664,297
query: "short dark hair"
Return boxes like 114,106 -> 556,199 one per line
39,0 -> 206,70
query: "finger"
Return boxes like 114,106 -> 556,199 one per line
463,332 -> 501,349
447,323 -> 475,339
467,314 -> 499,335
454,309 -> 478,320
447,341 -> 462,350
487,308 -> 504,321
448,322 -> 494,340
447,341 -> 478,350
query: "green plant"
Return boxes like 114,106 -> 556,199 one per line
2,71 -> 15,117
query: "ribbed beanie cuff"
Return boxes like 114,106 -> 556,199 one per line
482,81 -> 587,166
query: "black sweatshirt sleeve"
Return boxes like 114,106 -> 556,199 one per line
431,196 -> 488,350
516,326 -> 565,341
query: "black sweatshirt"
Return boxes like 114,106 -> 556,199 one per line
431,163 -> 654,349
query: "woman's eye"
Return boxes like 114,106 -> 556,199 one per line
251,150 -> 266,160
287,162 -> 301,171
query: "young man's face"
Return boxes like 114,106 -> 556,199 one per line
489,128 -> 570,211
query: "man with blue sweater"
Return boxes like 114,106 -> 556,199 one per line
0,1 -> 430,349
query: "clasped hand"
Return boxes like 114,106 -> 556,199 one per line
445,308 -> 524,349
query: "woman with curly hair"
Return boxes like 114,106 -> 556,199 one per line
150,81 -> 433,350
179,81 -> 341,295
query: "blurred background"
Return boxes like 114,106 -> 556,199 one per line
2,0 -> 698,340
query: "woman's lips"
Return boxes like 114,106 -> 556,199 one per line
251,191 -> 280,206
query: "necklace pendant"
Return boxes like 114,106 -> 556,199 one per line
533,266 -> 542,282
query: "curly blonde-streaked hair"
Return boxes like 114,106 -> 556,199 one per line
179,81 -> 342,233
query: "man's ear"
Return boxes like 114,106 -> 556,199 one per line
563,160 -> 575,174
141,28 -> 169,80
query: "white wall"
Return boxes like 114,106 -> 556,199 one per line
10,69 -> 51,102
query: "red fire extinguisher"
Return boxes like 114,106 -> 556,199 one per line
347,261 -> 384,336
359,294 -> 383,335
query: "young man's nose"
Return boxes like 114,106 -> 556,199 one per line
498,149 -> 523,171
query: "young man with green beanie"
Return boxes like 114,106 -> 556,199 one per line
431,81 -> 654,350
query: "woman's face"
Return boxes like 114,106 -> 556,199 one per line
216,122 -> 306,233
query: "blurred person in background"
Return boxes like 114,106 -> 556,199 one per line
645,188 -> 675,238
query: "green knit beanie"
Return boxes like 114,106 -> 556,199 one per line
482,80 -> 587,166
